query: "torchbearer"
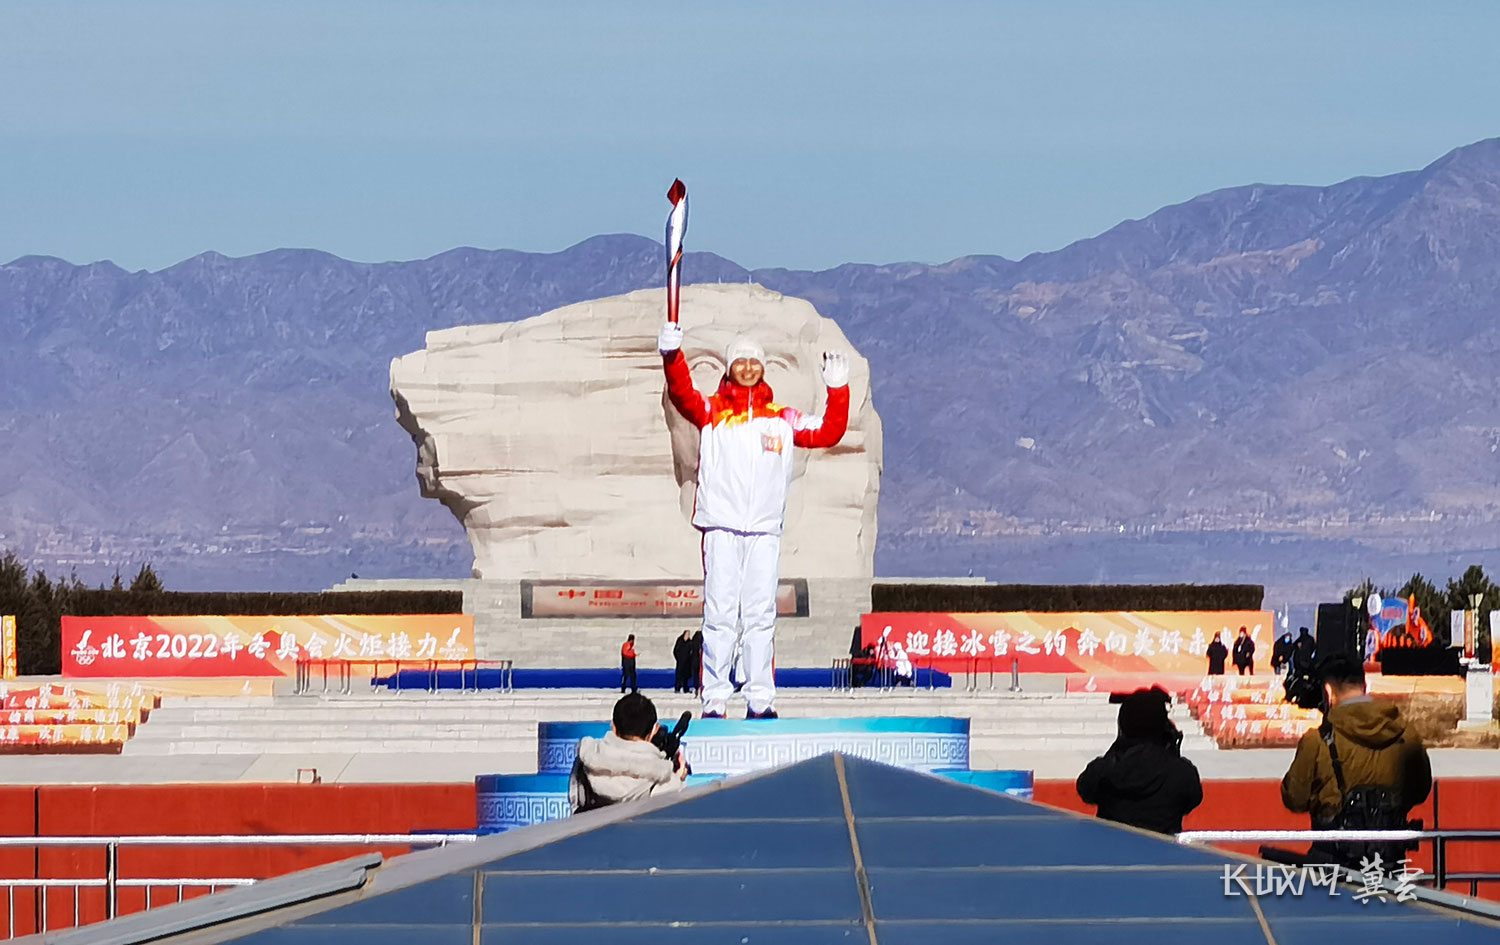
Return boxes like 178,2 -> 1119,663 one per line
656,180 -> 850,719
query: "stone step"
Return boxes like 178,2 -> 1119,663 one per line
130,720 -> 1127,742
155,708 -> 1128,729
125,738 -> 1215,757
121,739 -> 538,757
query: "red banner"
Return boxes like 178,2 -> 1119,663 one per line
61,615 -> 474,678
861,611 -> 1274,674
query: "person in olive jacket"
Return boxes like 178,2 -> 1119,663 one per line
1076,687 -> 1203,834
1281,654 -> 1431,829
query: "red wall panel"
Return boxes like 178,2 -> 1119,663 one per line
33,783 -> 475,925
5,771 -> 1499,933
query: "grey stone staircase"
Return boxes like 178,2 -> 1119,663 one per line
121,689 -> 1215,757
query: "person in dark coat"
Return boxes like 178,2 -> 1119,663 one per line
1271,633 -> 1294,675
1292,627 -> 1316,666
1205,633 -> 1228,675
690,630 -> 704,696
1076,687 -> 1203,834
1232,626 -> 1255,675
672,630 -> 695,693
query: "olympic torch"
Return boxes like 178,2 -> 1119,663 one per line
665,178 -> 688,323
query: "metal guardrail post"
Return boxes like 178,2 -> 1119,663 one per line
1009,658 -> 1021,693
104,841 -> 117,919
1435,834 -> 1446,890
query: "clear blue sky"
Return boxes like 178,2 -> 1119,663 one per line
3,1 -> 1499,272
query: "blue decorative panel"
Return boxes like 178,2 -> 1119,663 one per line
537,717 -> 970,775
939,769 -> 1034,799
475,775 -> 573,833
476,773 -> 724,833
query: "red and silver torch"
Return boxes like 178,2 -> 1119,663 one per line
665,178 -> 688,323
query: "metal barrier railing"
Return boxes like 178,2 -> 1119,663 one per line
293,659 -> 514,695
829,658 -> 894,692
0,832 -> 478,939
830,655 -> 1025,693
1177,828 -> 1500,899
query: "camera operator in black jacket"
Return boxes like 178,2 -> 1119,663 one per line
1076,686 -> 1203,834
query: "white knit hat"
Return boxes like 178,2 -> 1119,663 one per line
724,335 -> 765,365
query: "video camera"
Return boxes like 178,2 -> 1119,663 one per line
650,710 -> 692,773
1106,687 -> 1184,754
1283,651 -> 1326,710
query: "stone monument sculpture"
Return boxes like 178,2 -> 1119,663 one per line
390,283 -> 881,581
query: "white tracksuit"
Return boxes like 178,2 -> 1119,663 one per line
662,344 -> 849,715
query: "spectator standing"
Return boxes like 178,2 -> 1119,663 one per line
1076,687 -> 1203,834
690,629 -> 704,696
672,630 -> 695,693
1232,626 -> 1255,675
620,634 -> 638,694
1292,626 -> 1316,666
1271,632 -> 1294,675
1206,633 -> 1228,676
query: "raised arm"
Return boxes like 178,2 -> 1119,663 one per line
659,323 -> 711,428
791,351 -> 850,449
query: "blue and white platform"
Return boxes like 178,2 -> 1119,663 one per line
478,715 -> 1032,832
537,716 -> 970,776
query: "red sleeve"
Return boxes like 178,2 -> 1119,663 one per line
792,384 -> 849,449
662,350 -> 712,428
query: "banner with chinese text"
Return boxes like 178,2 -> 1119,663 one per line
61,614 -> 474,678
860,611 -> 1274,674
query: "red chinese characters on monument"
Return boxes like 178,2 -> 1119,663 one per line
524,581 -> 803,618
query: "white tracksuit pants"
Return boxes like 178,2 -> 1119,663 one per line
701,528 -> 779,715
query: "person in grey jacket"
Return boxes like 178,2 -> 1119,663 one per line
569,693 -> 686,812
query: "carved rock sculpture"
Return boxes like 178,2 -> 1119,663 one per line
390,283 -> 882,580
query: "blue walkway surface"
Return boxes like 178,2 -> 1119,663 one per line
85,755 -> 1500,945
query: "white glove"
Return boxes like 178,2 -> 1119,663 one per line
821,351 -> 849,388
658,322 -> 683,353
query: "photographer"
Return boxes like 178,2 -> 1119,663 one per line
1076,686 -> 1203,834
569,693 -> 687,813
1280,653 -> 1432,866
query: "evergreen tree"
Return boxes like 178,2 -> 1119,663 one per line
1446,565 -> 1498,661
129,563 -> 164,594
1343,577 -> 1380,605
1395,572 -> 1448,647
0,551 -> 27,621
19,569 -> 56,676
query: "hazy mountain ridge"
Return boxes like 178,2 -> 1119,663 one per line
7,138 -> 1500,599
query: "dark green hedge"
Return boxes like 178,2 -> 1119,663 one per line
65,590 -> 464,617
871,583 -> 1264,613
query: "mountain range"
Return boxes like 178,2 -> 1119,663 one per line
7,137 -> 1500,605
